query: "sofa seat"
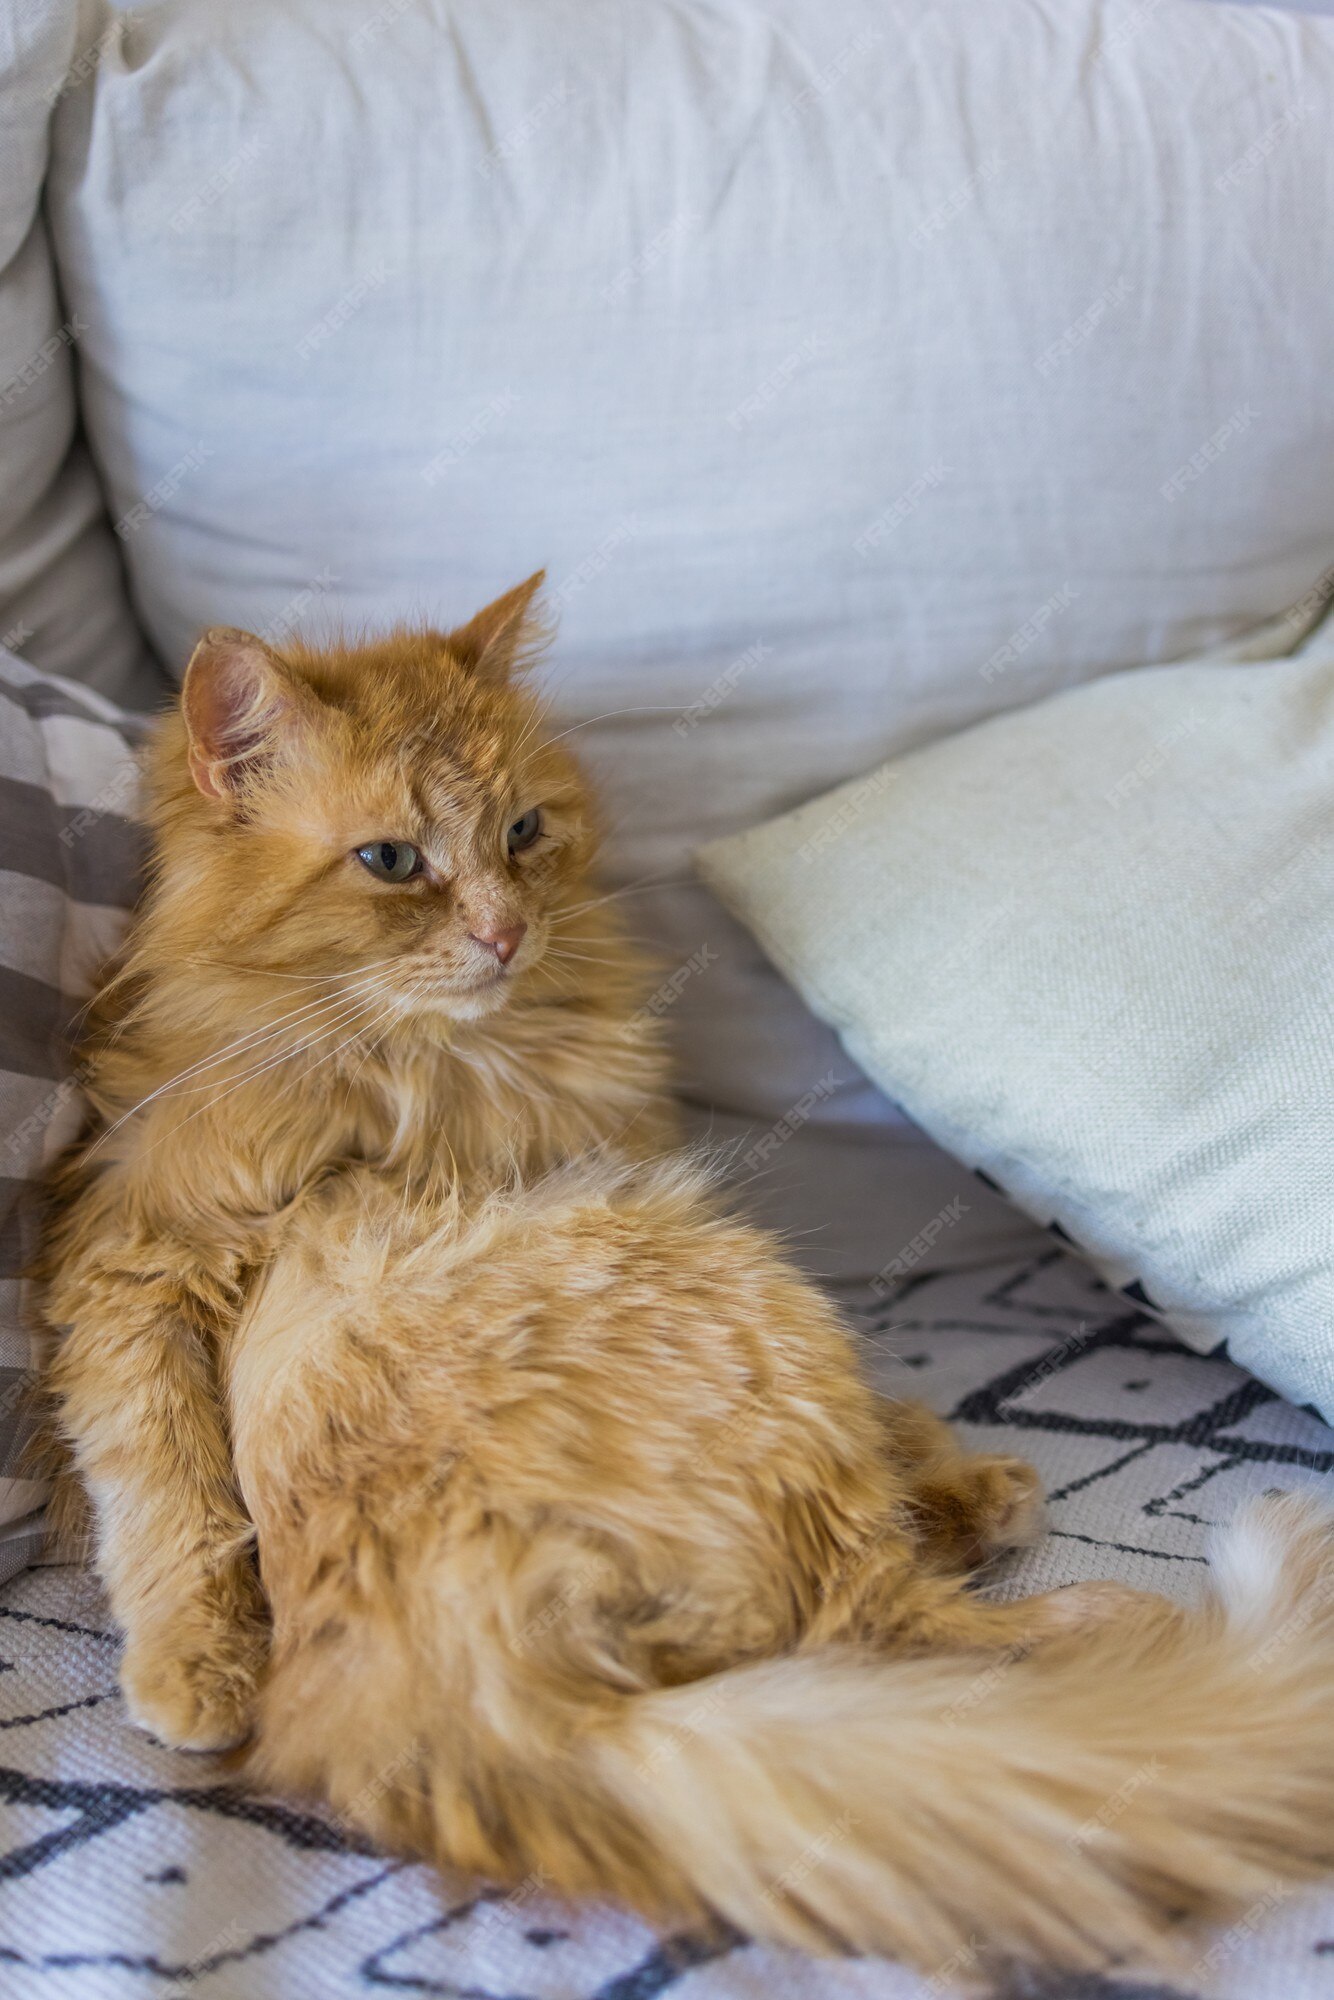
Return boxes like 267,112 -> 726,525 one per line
2,1245 -> 1332,2000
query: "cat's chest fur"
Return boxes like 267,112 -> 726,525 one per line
345,1007 -> 671,1187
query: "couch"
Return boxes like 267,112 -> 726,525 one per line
3,0 -> 1334,1993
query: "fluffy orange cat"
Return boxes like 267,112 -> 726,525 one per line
41,576 -> 1334,1981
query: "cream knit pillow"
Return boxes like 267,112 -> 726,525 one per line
698,646 -> 1334,1417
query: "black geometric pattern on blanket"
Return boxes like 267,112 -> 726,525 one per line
2,1247 -> 1333,2000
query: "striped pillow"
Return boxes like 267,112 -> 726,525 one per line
0,650 -> 145,1581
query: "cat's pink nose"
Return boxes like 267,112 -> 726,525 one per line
470,921 -> 527,966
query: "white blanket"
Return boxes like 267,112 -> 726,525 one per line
5,1246 -> 1334,1999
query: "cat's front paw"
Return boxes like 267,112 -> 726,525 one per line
120,1615 -> 266,1753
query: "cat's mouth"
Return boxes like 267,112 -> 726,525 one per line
424,962 -> 516,1019
404,936 -> 542,1020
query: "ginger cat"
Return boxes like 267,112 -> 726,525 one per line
42,577 -> 1334,1981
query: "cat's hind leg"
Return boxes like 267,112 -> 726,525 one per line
874,1398 -> 1046,1572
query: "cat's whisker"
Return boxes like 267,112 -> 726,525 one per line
541,945 -> 628,966
137,979 -> 419,1160
507,683 -> 562,765
86,968 -> 405,1154
296,986 -> 440,1105
532,965 -> 614,1008
339,971 -> 440,1103
184,955 -> 401,989
340,1022 -> 396,1103
550,878 -> 692,924
549,929 -> 658,952
117,971 -> 397,1093
152,963 -> 403,1082
168,970 -> 403,1079
540,705 -> 686,748
151,988 -> 397,1118
542,961 -> 630,982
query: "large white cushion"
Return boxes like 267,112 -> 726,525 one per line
698,629 -> 1334,1417
0,5 -> 157,704
42,0 -> 1334,1170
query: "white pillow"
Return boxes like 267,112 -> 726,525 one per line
0,4 -> 156,704
698,638 -> 1334,1418
41,0 -> 1334,1147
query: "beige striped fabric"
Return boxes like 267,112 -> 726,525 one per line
0,648 -> 143,1580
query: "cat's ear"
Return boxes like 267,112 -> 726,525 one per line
181,628 -> 316,801
444,570 -> 548,683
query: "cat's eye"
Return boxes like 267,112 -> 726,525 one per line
356,840 -> 422,882
507,808 -> 543,855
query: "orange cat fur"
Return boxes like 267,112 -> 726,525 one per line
42,579 -> 1334,1981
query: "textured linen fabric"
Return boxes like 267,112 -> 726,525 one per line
36,0 -> 1334,1171
0,651 -> 142,1571
0,4 -> 160,706
3,1247 -> 1334,1999
698,628 -> 1334,1419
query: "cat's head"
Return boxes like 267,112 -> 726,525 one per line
158,573 -> 594,1022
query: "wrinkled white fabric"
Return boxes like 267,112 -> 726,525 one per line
38,0 -> 1334,1173
0,2 -> 157,701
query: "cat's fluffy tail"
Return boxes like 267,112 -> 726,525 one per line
590,1493 -> 1334,1977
